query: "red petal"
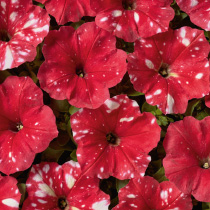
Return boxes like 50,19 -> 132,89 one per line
92,0 -> 174,42
0,175 -> 21,210
37,0 -> 95,24
71,95 -> 161,179
0,76 -> 58,175
163,116 -> 210,202
38,22 -> 127,109
128,26 -> 210,114
176,0 -> 210,31
115,176 -> 192,210
205,94 -> 210,108
0,0 -> 50,70
22,161 -> 110,210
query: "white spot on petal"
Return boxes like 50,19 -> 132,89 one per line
65,174 -> 76,189
112,10 -> 122,17
151,118 -> 156,124
154,89 -> 162,95
182,38 -> 190,46
180,28 -> 186,38
145,59 -> 154,69
1,2 -> 6,10
39,184 -> 56,197
116,25 -> 122,31
127,194 -> 136,198
105,99 -> 120,113
100,17 -> 108,22
10,12 -> 17,22
2,199 -> 19,208
92,200 -> 109,210
134,12 -> 139,23
3,46 -> 13,70
160,190 -> 168,200
33,25 -> 49,33
191,0 -> 198,7
42,164 -> 50,173
120,117 -> 134,122
195,73 -> 203,79
166,94 -> 174,114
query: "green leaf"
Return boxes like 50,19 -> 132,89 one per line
158,116 -> 169,126
142,102 -> 157,113
202,202 -> 210,209
196,110 -> 208,120
41,147 -> 64,162
71,20 -> 85,29
184,99 -> 201,116
153,167 -> 168,183
51,99 -> 70,113
18,183 -> 26,205
70,149 -> 77,162
69,106 -> 80,115
116,179 -> 129,192
127,91 -> 144,96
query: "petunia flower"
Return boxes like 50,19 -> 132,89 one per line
22,161 -> 110,210
163,116 -> 210,202
0,0 -> 50,70
0,175 -> 21,209
36,0 -> 96,25
176,0 -> 210,31
128,26 -> 210,114
90,0 -> 175,42
0,76 -> 58,175
70,95 -> 161,179
114,176 -> 192,210
37,22 -> 127,109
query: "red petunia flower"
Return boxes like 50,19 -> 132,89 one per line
128,26 -> 210,114
22,161 -> 110,210
176,0 -> 210,31
90,0 -> 174,42
114,176 -> 192,210
163,116 -> 210,202
0,175 -> 21,209
0,76 -> 58,175
38,22 -> 127,109
70,95 -> 161,179
37,0 -> 95,25
0,0 -> 50,70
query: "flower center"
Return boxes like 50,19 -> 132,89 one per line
158,63 -> 169,78
106,132 -> 120,146
58,197 -> 68,210
122,0 -> 136,10
76,67 -> 85,78
203,162 -> 209,169
0,30 -> 11,42
9,122 -> 23,132
17,124 -> 23,131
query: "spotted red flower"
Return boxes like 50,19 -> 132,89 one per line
71,95 -> 161,179
38,22 -> 127,109
0,0 -> 50,70
176,0 -> 210,31
37,0 -> 95,25
128,26 -> 210,114
90,0 -> 174,42
22,161 -> 110,210
163,116 -> 210,202
0,175 -> 21,209
0,76 -> 58,175
114,176 -> 192,210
